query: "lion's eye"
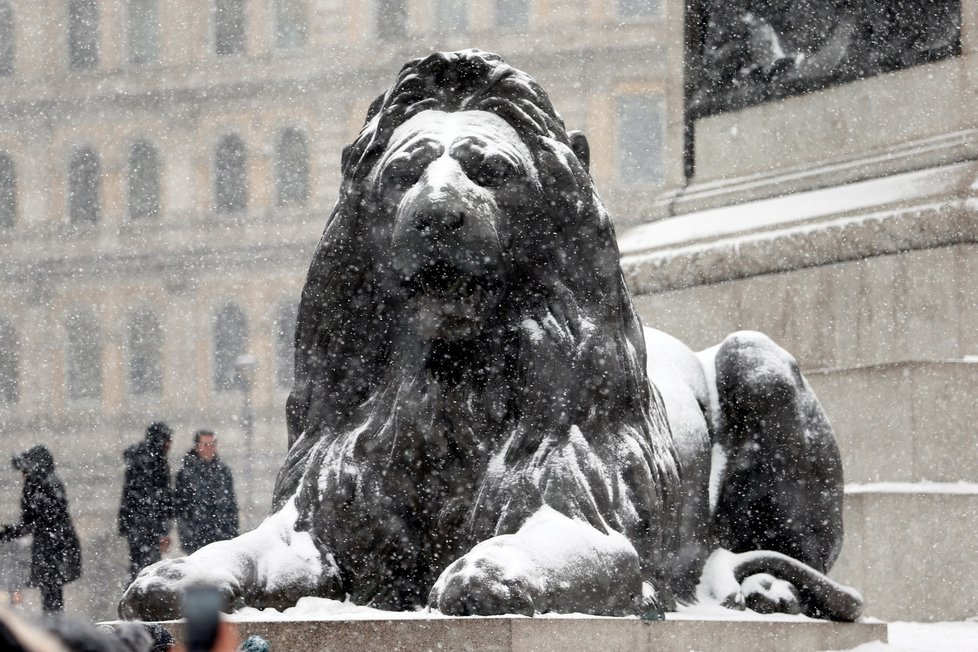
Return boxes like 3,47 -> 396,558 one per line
473,155 -> 517,188
382,162 -> 424,192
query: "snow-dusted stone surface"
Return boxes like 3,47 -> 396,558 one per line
158,603 -> 888,652
618,160 -> 978,295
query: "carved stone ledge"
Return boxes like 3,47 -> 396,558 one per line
620,160 -> 978,295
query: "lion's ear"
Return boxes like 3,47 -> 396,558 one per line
568,131 -> 590,173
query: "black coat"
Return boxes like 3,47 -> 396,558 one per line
118,438 -> 173,542
174,450 -> 238,553
0,446 -> 82,588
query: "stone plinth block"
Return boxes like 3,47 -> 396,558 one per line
161,616 -> 886,652
834,490 -> 978,622
809,361 -> 978,484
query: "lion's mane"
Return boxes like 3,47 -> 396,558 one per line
274,50 -> 682,608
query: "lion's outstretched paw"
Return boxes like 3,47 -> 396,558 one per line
429,554 -> 540,617
741,573 -> 801,615
118,557 -> 243,621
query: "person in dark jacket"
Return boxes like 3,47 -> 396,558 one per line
0,445 -> 82,613
174,429 -> 239,554
119,422 -> 174,581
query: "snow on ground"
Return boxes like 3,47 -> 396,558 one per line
844,621 -> 978,652
231,598 -> 978,651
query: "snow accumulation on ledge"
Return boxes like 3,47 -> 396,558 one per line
617,161 -> 974,258
229,596 -> 826,623
845,481 -> 978,495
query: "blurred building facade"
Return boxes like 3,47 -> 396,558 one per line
0,0 -> 683,618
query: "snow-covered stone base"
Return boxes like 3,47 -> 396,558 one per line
156,603 -> 887,652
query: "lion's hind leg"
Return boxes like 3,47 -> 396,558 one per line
708,331 -> 844,573
700,332 -> 863,620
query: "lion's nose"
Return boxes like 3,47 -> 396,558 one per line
415,208 -> 465,234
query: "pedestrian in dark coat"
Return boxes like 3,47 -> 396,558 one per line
118,422 -> 174,581
0,445 -> 82,613
174,429 -> 239,554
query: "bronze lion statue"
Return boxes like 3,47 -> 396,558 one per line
120,50 -> 862,621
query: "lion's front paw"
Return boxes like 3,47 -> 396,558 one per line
429,553 -> 540,616
118,557 -> 242,621
741,573 -> 801,615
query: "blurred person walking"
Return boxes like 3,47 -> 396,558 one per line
0,446 -> 82,614
119,422 -> 174,581
174,430 -> 238,554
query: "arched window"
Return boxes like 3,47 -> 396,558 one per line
275,128 -> 308,207
68,146 -> 100,224
0,153 -> 14,229
274,0 -> 307,49
127,0 -> 159,65
66,310 -> 102,401
0,319 -> 17,404
495,0 -> 527,28
215,134 -> 247,213
375,0 -> 406,38
127,308 -> 163,396
434,0 -> 467,32
128,140 -> 161,220
68,0 -> 99,71
0,1 -> 14,76
214,0 -> 246,56
273,300 -> 298,389
617,95 -> 664,185
213,302 -> 248,390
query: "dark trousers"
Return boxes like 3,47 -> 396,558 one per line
127,533 -> 162,581
39,583 -> 64,613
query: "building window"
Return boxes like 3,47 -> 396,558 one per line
0,153 -> 14,229
214,302 -> 248,391
127,308 -> 163,396
274,0 -> 307,49
68,146 -> 101,224
0,319 -> 17,405
68,0 -> 99,71
434,0 -> 467,33
275,128 -> 308,207
215,134 -> 247,213
127,0 -> 159,65
66,310 -> 102,401
495,0 -> 527,28
617,95 -> 664,185
618,0 -> 660,19
273,300 -> 298,389
0,2 -> 14,76
128,141 -> 161,220
215,0 -> 246,56
376,0 -> 406,39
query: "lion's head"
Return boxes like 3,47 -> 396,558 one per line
274,50 -> 680,606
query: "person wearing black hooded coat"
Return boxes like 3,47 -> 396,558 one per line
0,445 -> 82,613
118,422 -> 174,581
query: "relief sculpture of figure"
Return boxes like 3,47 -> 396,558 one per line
120,50 -> 863,622
692,0 -> 960,116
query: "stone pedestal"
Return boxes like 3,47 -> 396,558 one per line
620,2 -> 978,623
162,616 -> 887,652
